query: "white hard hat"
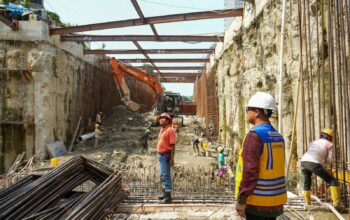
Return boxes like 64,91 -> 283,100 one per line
246,92 -> 276,110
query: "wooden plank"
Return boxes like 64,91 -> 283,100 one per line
61,35 -> 224,42
50,9 -> 243,35
84,49 -> 214,55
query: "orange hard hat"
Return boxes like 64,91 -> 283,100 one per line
157,113 -> 172,124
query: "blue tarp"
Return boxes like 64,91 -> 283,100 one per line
0,4 -> 35,17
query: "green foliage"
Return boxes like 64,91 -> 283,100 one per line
143,64 -> 154,74
83,42 -> 90,50
46,10 -> 62,24
23,0 -> 29,7
182,96 -> 192,102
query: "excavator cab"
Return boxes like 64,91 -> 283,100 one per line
154,92 -> 197,126
156,93 -> 183,114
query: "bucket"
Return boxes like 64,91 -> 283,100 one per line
202,142 -> 208,151
51,158 -> 59,167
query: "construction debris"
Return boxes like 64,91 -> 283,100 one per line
0,155 -> 128,220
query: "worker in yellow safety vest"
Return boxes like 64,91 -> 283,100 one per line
235,92 -> 287,219
301,128 -> 344,210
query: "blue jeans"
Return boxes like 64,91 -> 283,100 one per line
159,153 -> 172,191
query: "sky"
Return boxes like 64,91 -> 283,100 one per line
44,0 -> 225,96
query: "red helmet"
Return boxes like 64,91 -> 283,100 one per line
158,113 -> 172,124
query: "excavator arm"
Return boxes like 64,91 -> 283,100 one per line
110,58 -> 163,111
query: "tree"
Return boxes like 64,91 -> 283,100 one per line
23,0 -> 29,7
2,0 -> 10,4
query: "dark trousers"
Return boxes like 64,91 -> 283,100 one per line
301,161 -> 338,191
245,213 -> 276,220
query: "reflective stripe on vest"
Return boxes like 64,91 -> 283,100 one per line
235,124 -> 287,207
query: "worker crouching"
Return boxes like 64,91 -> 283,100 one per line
156,113 -> 176,204
301,128 -> 344,210
235,92 -> 287,219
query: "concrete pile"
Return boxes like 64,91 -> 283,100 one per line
0,156 -> 128,219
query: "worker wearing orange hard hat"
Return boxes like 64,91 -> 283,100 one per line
156,113 -> 176,204
301,128 -> 343,210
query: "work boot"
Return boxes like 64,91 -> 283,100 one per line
330,186 -> 345,211
303,190 -> 311,209
158,191 -> 172,204
158,189 -> 165,200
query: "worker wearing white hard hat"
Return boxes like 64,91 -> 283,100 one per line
235,92 -> 287,219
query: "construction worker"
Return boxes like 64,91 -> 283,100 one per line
140,129 -> 151,151
96,111 -> 103,125
94,123 -> 103,149
199,133 -> 207,154
301,128 -> 343,209
191,135 -> 200,156
156,113 -> 176,204
218,146 -> 225,169
86,117 -> 95,132
235,92 -> 287,219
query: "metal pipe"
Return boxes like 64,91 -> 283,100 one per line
278,0 -> 287,134
78,132 -> 95,142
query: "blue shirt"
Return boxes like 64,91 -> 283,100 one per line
218,153 -> 225,168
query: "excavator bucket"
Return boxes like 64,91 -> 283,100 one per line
125,100 -> 141,112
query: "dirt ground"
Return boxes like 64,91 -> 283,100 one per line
25,106 -> 348,220
47,105 -> 218,171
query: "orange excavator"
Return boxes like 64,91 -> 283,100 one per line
110,58 -> 163,111
110,58 -> 196,125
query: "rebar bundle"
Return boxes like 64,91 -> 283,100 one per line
0,155 -> 128,220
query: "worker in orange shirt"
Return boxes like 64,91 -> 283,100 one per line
156,113 -> 176,204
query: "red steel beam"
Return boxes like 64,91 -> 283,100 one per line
50,9 -> 243,35
84,48 -> 214,55
160,78 -> 196,83
0,14 -> 17,30
133,41 -> 160,73
117,58 -> 210,63
130,0 -> 160,39
136,66 -> 205,70
159,73 -> 200,78
61,35 -> 224,42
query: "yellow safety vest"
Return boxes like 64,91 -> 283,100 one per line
235,124 -> 287,207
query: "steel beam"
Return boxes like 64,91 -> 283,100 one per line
0,14 -> 17,30
50,9 -> 243,35
136,66 -> 205,70
117,58 -> 210,63
61,35 -> 224,42
84,48 -> 214,55
160,78 -> 196,83
130,0 -> 160,38
133,41 -> 160,73
159,73 -> 200,78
